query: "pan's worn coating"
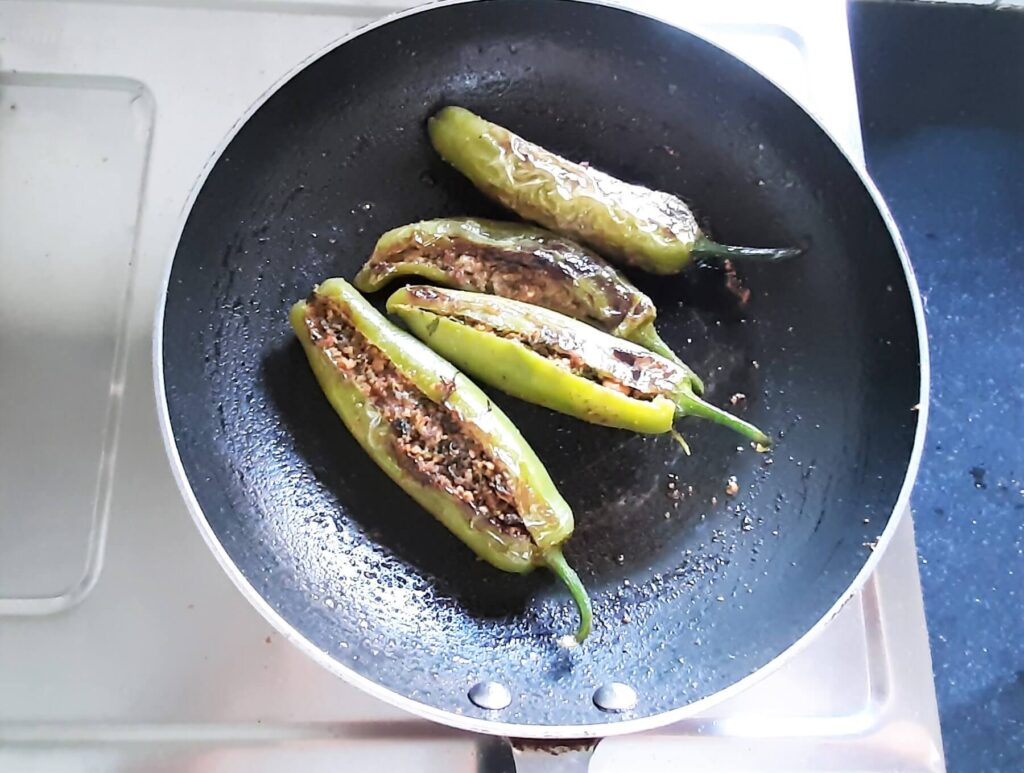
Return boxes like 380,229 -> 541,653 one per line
159,0 -> 924,733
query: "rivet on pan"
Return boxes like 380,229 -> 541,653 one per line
468,681 -> 512,711
593,682 -> 637,712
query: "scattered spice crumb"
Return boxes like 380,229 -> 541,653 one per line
622,614 -> 632,624
752,360 -> 760,369
615,554 -> 625,565
264,636 -> 272,644
721,259 -> 751,306
725,476 -> 739,496
557,634 -> 578,650
729,392 -> 747,406
711,495 -> 719,505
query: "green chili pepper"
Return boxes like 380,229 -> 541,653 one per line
353,216 -> 680,361
428,106 -> 801,275
291,278 -> 592,641
387,285 -> 770,447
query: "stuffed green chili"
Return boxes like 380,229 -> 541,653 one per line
428,106 -> 801,275
353,216 -> 680,361
291,278 -> 592,641
387,285 -> 770,447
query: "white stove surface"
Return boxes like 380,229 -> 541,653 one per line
0,1 -> 943,770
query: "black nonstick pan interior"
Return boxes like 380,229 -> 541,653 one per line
160,0 -> 924,731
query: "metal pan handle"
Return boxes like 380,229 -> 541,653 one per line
475,738 -> 598,772
511,740 -> 597,772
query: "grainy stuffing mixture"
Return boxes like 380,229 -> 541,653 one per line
376,237 -> 615,328
454,315 -> 669,402
305,293 -> 529,539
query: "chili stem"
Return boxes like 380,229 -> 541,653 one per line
544,548 -> 593,643
691,234 -> 803,263
673,389 -> 772,447
628,321 -> 683,366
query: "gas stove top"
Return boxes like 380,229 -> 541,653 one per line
0,2 -> 943,770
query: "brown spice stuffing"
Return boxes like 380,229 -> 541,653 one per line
454,317 -> 660,402
376,237 -> 625,331
305,294 -> 528,539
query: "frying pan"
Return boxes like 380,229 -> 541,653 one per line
156,0 -> 928,763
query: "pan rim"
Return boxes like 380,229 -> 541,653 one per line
153,0 -> 930,739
